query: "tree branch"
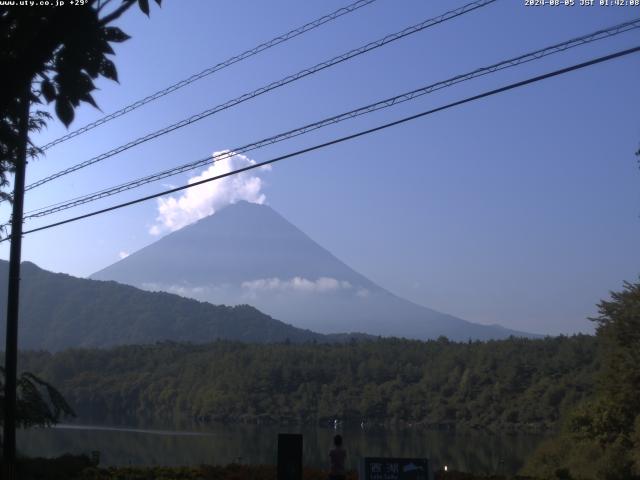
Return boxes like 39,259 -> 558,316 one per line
98,0 -> 136,26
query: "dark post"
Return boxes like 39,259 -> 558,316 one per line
2,85 -> 30,477
277,433 -> 303,480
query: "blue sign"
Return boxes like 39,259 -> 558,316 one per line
361,457 -> 431,480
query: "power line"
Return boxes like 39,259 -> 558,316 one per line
6,45 -> 638,242
24,0 -> 496,192
38,0 -> 379,152
23,18 -> 640,219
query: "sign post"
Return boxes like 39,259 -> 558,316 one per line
277,433 -> 303,480
361,457 -> 432,480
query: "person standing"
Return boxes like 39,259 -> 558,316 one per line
329,434 -> 347,480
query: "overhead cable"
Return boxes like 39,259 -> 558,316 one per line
38,0 -> 380,152
5,44 -> 637,241
23,18 -> 640,219
25,0 -> 497,192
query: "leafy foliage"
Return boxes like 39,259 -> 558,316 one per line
14,457 -> 545,480
17,454 -> 96,480
19,335 -> 597,432
0,0 -> 160,200
16,462 -> 356,480
0,367 -> 75,429
523,280 -> 640,480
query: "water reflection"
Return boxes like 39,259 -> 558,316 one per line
18,422 -> 545,475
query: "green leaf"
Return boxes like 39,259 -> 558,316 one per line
103,26 -> 131,43
75,72 -> 96,95
80,93 -> 99,110
41,79 -> 56,103
99,58 -> 118,82
138,0 -> 150,16
55,97 -> 74,127
84,53 -> 102,78
99,39 -> 115,55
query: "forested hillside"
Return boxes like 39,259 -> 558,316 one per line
19,335 -> 597,432
523,280 -> 640,479
0,261 -> 353,350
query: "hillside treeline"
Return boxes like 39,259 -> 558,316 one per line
0,261 -> 334,350
18,335 -> 597,432
523,280 -> 640,479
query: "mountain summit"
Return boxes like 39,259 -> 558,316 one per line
92,201 -> 533,340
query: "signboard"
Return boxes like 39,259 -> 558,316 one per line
361,457 -> 432,480
277,433 -> 303,480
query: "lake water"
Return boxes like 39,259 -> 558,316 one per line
18,422 -> 545,475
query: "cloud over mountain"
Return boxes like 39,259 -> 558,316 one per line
241,277 -> 353,294
150,151 -> 270,235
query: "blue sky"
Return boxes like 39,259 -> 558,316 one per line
2,0 -> 639,335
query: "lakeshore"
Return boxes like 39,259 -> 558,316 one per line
18,422 -> 544,475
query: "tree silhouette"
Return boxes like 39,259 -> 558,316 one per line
523,280 -> 640,479
1,1 -> 161,473
0,367 -> 75,430
0,0 -> 161,200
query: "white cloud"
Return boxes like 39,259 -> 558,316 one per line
149,150 -> 270,235
118,251 -> 130,260
140,282 -> 233,299
241,277 -> 352,294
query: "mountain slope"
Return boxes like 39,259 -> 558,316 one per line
0,260 -> 340,351
92,201 -> 535,340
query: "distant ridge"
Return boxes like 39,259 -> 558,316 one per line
92,201 -> 537,341
0,260 -> 369,351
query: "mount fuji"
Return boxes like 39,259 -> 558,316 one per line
91,201 -> 535,341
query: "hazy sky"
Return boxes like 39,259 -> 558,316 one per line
1,0 -> 639,335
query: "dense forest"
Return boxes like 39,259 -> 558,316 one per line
18,335 -> 597,432
523,280 -> 640,480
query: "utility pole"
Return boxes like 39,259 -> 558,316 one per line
3,85 -> 30,479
